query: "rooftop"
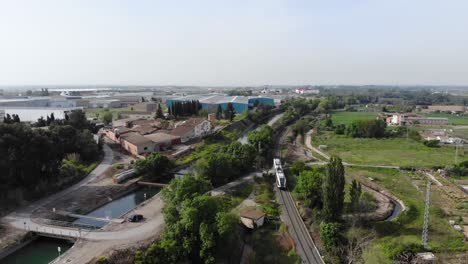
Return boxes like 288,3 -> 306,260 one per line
120,132 -> 153,145
240,209 -> 265,220
144,132 -> 180,143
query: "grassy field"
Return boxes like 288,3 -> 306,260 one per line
331,111 -> 379,126
313,132 -> 467,167
422,112 -> 468,126
346,167 -> 467,263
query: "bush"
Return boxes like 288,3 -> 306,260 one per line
319,222 -> 343,252
423,140 -> 440,148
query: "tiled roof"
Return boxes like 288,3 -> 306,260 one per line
144,132 -> 180,143
120,132 -> 153,145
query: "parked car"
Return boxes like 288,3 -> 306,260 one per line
128,214 -> 143,222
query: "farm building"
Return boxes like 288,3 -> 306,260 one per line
165,94 -> 274,113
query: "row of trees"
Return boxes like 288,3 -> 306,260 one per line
168,100 -> 202,117
134,176 -> 239,264
3,114 -> 21,124
215,103 -> 236,122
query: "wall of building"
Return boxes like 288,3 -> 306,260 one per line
1,108 -> 81,122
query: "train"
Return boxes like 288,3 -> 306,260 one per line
274,158 -> 286,189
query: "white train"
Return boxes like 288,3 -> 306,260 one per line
274,158 -> 286,189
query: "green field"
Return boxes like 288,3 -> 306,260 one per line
313,132 -> 467,167
331,111 -> 379,126
422,112 -> 468,126
346,167 -> 467,263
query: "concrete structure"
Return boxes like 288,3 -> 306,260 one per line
0,107 -> 82,122
386,113 -> 448,126
144,132 -> 181,151
171,118 -> 212,143
240,209 -> 266,229
166,94 -> 274,113
119,132 -> 155,155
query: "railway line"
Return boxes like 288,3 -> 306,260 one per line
274,126 -> 324,264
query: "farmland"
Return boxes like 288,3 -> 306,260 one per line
331,111 -> 379,126
312,132 -> 467,167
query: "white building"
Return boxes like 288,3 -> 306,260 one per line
0,107 -> 83,122
171,118 -> 212,143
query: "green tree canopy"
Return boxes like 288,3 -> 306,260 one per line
322,156 -> 345,222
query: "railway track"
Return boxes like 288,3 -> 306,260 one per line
278,189 -> 323,264
274,125 -> 323,264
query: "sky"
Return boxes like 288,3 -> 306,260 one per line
0,0 -> 467,86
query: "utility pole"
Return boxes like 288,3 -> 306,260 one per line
455,144 -> 459,164
422,181 -> 431,249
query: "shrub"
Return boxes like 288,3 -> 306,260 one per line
423,140 -> 440,148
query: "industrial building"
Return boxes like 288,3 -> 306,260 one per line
165,94 -> 274,113
0,107 -> 83,122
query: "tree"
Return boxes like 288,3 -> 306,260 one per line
156,103 -> 164,119
216,105 -> 222,120
346,119 -> 386,138
36,116 -> 47,127
319,222 -> 342,252
294,168 -> 324,208
134,153 -> 172,179
101,111 -> 113,125
247,125 -> 273,156
322,156 -> 345,222
350,179 -> 362,212
67,110 -> 89,130
224,103 -> 236,121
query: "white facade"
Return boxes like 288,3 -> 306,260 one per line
1,107 -> 82,122
193,120 -> 212,137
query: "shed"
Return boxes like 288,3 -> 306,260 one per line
240,209 -> 266,229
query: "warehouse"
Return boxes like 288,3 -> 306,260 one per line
165,94 -> 274,113
0,107 -> 83,122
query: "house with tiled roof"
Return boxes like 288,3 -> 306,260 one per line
171,117 -> 212,143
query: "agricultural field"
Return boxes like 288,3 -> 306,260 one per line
313,132 -> 467,167
422,112 -> 468,126
345,167 -> 467,263
331,111 -> 379,126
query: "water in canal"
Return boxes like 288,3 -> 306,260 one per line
1,237 -> 73,264
74,187 -> 160,227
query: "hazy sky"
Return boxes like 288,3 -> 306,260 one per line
1,0 -> 467,86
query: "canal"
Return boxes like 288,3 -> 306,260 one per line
74,186 -> 161,227
1,237 -> 73,264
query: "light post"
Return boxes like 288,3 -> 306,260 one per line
57,246 -> 61,258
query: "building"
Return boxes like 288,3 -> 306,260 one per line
166,94 -> 274,114
240,209 -> 266,229
119,132 -> 155,156
295,88 -> 320,95
171,118 -> 212,143
118,111 -> 154,120
385,113 -> 448,126
0,107 -> 82,122
144,132 -> 181,151
88,99 -> 122,108
424,105 -> 467,114
420,129 -> 463,144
